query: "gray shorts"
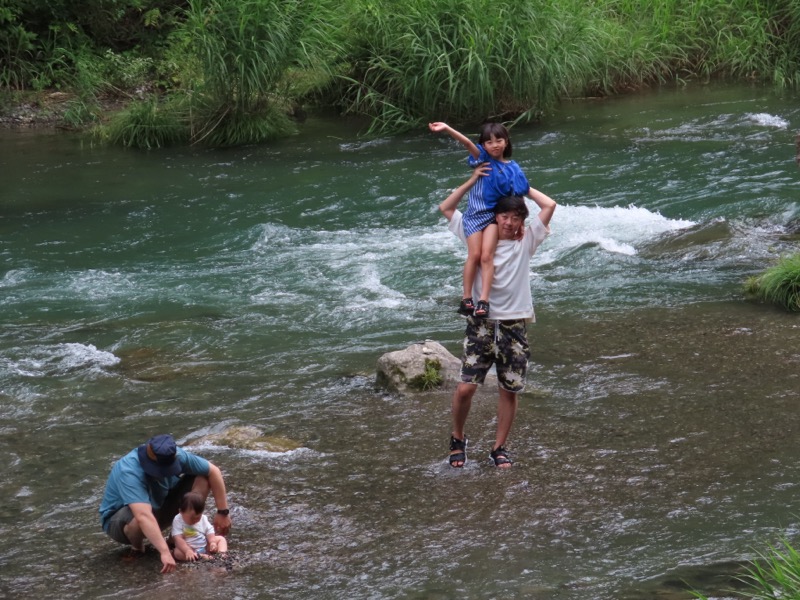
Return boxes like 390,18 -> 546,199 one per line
104,475 -> 196,545
460,316 -> 529,392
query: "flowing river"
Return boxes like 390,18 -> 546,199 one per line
1,83 -> 799,599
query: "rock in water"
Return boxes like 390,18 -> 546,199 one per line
191,425 -> 301,452
376,340 -> 462,394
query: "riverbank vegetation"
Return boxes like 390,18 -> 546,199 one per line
2,0 -> 800,146
745,253 -> 800,312
693,537 -> 800,599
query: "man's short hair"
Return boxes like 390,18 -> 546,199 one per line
495,195 -> 528,220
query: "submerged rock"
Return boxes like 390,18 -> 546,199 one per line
781,216 -> 800,241
190,425 -> 301,452
114,346 -> 219,382
376,339 -> 462,394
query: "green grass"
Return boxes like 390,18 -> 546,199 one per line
102,96 -> 187,149
745,253 -> 800,312
335,0 -> 610,131
330,0 -> 800,133
408,359 -> 444,391
693,537 -> 800,599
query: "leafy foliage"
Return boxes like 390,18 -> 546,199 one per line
0,1 -> 37,90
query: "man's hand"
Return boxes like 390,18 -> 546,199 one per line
469,162 -> 491,181
159,549 -> 177,573
438,163 -> 491,221
213,512 -> 232,537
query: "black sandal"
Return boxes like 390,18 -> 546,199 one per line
474,300 -> 490,318
449,436 -> 467,468
457,298 -> 475,316
490,446 -> 512,468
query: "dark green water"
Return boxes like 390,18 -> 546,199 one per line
1,83 -> 799,599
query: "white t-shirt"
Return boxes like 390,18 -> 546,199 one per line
448,209 -> 549,321
171,513 -> 215,551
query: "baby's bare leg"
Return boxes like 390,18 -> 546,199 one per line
173,546 -> 190,561
209,535 -> 228,553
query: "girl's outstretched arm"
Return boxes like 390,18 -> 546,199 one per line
527,187 -> 557,229
429,122 -> 480,159
439,164 -> 489,221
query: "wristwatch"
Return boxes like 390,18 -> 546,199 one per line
217,508 -> 230,516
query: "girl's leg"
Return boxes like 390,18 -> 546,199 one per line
478,224 -> 498,302
463,231 -> 483,299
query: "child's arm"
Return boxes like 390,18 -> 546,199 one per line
428,122 -> 481,159
439,164 -> 489,221
526,187 -> 557,229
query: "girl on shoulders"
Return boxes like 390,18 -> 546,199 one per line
429,121 -> 531,318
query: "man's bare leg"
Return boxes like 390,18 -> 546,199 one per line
123,519 -> 146,553
492,387 -> 518,469
450,383 -> 477,467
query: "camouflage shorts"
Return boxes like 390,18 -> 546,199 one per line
460,316 -> 530,392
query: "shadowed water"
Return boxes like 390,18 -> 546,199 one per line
1,84 -> 799,599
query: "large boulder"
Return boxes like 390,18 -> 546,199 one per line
376,340 -> 462,394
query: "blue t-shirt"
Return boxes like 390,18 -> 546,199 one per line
463,144 -> 530,237
99,447 -> 210,531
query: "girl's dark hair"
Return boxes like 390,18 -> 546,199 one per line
477,122 -> 513,158
180,491 -> 206,514
495,195 -> 529,220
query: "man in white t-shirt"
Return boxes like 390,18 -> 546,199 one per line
439,164 -> 556,468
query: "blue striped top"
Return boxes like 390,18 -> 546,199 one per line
463,144 -> 530,237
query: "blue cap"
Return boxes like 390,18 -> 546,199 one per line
137,434 -> 182,478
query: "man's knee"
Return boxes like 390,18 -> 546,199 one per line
498,387 -> 518,403
105,506 -> 135,545
454,383 -> 477,402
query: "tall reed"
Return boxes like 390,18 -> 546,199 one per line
180,0 -> 344,146
334,0 -> 800,133
596,0 -> 800,85
93,0 -> 800,144
104,0 -> 344,147
338,0 -> 617,131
